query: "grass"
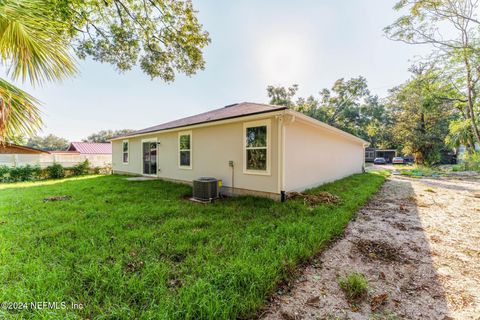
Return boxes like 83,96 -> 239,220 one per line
0,172 -> 386,319
337,272 -> 369,302
392,164 -> 444,178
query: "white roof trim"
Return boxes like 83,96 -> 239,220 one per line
110,107 -> 369,147
110,110 -> 285,141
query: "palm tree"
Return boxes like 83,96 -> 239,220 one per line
445,119 -> 476,154
0,0 -> 76,142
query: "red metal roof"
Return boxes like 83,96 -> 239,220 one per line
68,142 -> 112,154
118,102 -> 287,138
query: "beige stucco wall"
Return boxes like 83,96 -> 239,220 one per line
112,115 -> 281,194
283,119 -> 364,192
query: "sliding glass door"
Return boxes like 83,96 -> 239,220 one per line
142,141 -> 157,175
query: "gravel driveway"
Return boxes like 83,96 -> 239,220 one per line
263,174 -> 480,320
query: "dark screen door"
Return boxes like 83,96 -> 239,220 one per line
143,141 -> 157,175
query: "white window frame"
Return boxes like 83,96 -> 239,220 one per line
122,140 -> 129,164
178,131 -> 192,169
243,119 -> 271,175
141,138 -> 158,176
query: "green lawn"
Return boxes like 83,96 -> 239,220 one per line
0,172 -> 386,319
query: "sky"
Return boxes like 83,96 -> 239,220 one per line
12,0 -> 430,141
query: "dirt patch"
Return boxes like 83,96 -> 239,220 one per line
353,239 -> 407,263
262,175 -> 480,319
369,293 -> 389,312
43,195 -> 71,202
392,221 -> 407,231
287,191 -> 341,205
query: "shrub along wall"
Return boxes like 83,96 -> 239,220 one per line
0,160 -> 111,183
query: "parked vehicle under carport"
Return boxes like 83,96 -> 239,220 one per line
392,156 -> 406,164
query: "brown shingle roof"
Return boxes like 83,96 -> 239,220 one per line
119,102 -> 287,138
0,143 -> 49,154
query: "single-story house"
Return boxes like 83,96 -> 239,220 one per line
49,142 -> 112,168
0,143 -> 49,154
111,102 -> 368,200
0,143 -> 49,167
0,142 -> 112,168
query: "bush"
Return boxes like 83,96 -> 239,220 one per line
46,163 -> 65,179
0,162 -> 109,183
0,165 -> 42,182
0,166 -> 10,182
423,151 -> 441,167
72,160 -> 90,176
338,272 -> 369,302
11,165 -> 42,182
462,152 -> 480,171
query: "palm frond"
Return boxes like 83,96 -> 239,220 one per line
0,0 -> 77,85
0,78 -> 42,142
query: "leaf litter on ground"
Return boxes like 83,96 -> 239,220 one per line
287,191 -> 341,205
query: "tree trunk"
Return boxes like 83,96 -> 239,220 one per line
464,54 -> 480,147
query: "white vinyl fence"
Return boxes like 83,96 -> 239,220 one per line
0,153 -> 111,168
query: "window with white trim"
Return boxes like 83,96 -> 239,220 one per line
244,120 -> 270,173
122,140 -> 129,164
178,131 -> 192,168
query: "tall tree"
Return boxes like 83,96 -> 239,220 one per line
48,0 -> 210,81
1,0 -> 210,142
385,0 -> 480,148
387,66 -> 455,165
26,134 -> 69,151
0,0 -> 76,142
266,78 -> 394,148
266,84 -> 298,107
318,77 -> 370,128
84,129 -> 134,143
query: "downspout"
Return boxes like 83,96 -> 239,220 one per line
277,111 -> 287,201
363,143 -> 369,173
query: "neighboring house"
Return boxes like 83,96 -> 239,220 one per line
50,142 -> 112,167
0,143 -> 49,167
0,143 -> 49,155
365,147 -> 397,163
0,142 -> 112,168
111,102 -> 368,200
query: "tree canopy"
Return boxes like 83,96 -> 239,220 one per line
0,0 -> 76,142
84,129 -> 134,143
387,65 -> 456,165
48,0 -> 210,81
26,134 -> 69,151
267,78 -> 394,149
385,0 -> 480,147
0,0 -> 210,142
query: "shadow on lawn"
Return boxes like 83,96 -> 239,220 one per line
262,176 -> 451,319
0,174 -> 103,191
373,177 -> 450,318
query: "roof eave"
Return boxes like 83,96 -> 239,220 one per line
110,108 -> 287,141
4,143 -> 50,154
